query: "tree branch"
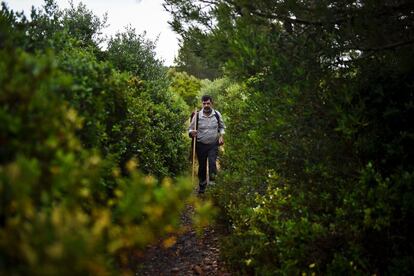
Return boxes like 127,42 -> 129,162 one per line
354,38 -> 414,52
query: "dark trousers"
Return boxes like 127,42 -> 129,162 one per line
196,141 -> 218,192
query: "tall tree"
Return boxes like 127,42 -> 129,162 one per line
165,0 -> 414,274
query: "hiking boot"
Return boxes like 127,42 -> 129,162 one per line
198,182 -> 206,195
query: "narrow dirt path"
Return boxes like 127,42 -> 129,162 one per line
130,199 -> 231,276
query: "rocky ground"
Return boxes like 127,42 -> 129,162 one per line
130,201 -> 231,276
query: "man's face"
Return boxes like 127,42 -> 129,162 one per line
202,100 -> 212,112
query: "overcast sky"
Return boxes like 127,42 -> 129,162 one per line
5,0 -> 180,66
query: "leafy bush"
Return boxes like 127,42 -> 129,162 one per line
0,2 -> 214,275
168,69 -> 201,111
166,0 -> 414,274
211,56 -> 414,274
0,47 -> 195,274
3,0 -> 189,178
56,44 -> 188,178
106,26 -> 164,82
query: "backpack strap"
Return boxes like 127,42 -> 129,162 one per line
214,112 -> 220,124
214,110 -> 222,132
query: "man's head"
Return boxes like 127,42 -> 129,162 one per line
201,95 -> 213,113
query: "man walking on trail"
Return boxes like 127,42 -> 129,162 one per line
189,95 -> 225,194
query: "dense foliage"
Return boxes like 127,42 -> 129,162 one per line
168,69 -> 201,112
165,0 -> 414,274
0,1 -> 212,274
173,28 -> 223,80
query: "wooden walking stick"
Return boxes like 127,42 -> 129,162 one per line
191,108 -> 198,186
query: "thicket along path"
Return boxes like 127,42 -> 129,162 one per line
131,191 -> 231,276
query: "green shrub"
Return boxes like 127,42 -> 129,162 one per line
0,45 -> 213,276
0,4 -> 215,274
168,69 -> 201,111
